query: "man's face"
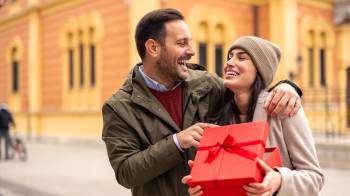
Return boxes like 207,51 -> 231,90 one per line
155,20 -> 195,85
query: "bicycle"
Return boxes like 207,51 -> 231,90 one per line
10,136 -> 27,161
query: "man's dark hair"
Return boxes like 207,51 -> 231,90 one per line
135,8 -> 184,59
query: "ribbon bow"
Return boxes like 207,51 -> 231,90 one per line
199,134 -> 265,163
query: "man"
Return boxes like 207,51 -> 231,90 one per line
102,8 -> 301,196
0,103 -> 15,160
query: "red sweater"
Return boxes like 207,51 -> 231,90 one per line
149,85 -> 183,129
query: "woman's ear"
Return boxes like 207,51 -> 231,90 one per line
145,39 -> 160,58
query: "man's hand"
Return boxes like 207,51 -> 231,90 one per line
182,160 -> 203,196
264,82 -> 301,119
176,123 -> 218,149
243,159 -> 282,196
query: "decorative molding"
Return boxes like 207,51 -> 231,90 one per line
298,0 -> 332,10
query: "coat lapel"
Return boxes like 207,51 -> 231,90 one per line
128,65 -> 180,133
131,89 -> 180,132
182,77 -> 212,129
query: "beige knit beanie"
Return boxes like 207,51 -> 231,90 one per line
228,36 -> 281,87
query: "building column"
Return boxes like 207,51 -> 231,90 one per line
28,10 -> 42,138
269,0 -> 298,83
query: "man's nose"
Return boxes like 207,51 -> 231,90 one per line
186,45 -> 195,56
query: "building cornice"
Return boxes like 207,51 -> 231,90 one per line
298,0 -> 333,10
0,0 -> 85,29
230,0 -> 268,6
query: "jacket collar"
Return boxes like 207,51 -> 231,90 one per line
122,63 -> 180,131
121,63 -> 213,131
183,63 -> 212,100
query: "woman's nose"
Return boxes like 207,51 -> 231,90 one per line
226,57 -> 236,67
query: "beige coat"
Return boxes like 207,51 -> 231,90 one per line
254,91 -> 324,196
220,90 -> 324,196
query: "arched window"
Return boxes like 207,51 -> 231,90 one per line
89,28 -> 96,87
319,32 -> 327,87
308,30 -> 315,87
11,47 -> 19,93
78,30 -> 84,88
214,24 -> 224,77
198,22 -> 208,66
346,67 -> 350,126
68,32 -> 74,89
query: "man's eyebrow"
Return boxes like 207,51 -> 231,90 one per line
177,36 -> 191,41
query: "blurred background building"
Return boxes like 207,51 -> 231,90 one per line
0,0 -> 349,139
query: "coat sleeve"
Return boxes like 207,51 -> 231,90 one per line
275,107 -> 324,196
102,103 -> 184,189
9,111 -> 15,126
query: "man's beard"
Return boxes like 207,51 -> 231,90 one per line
156,49 -> 184,83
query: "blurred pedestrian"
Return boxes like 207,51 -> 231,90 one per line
0,103 -> 16,160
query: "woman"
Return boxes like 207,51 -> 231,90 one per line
182,36 -> 324,196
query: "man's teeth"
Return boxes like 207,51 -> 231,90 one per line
178,60 -> 186,65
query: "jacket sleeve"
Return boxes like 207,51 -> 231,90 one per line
102,104 -> 184,189
9,111 -> 15,126
275,107 -> 324,196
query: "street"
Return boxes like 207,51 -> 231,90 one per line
0,139 -> 349,196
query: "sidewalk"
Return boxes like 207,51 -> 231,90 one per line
0,138 -> 349,196
0,139 -> 130,196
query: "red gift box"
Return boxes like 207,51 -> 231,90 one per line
187,122 -> 282,196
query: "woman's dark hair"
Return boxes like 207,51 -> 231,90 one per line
233,73 -> 265,123
222,71 -> 265,124
223,48 -> 266,123
135,8 -> 184,60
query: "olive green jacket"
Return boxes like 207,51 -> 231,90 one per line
102,63 -> 225,196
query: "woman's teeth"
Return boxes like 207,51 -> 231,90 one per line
226,71 -> 239,76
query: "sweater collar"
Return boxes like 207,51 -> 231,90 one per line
138,64 -> 183,92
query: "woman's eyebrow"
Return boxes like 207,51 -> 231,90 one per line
236,51 -> 248,56
229,51 -> 248,57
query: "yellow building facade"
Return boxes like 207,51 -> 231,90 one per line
0,0 -> 347,139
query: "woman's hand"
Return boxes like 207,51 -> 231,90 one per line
181,160 -> 204,196
243,159 -> 282,196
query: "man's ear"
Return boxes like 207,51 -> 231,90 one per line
145,39 -> 160,58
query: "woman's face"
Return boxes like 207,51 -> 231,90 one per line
223,48 -> 257,93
